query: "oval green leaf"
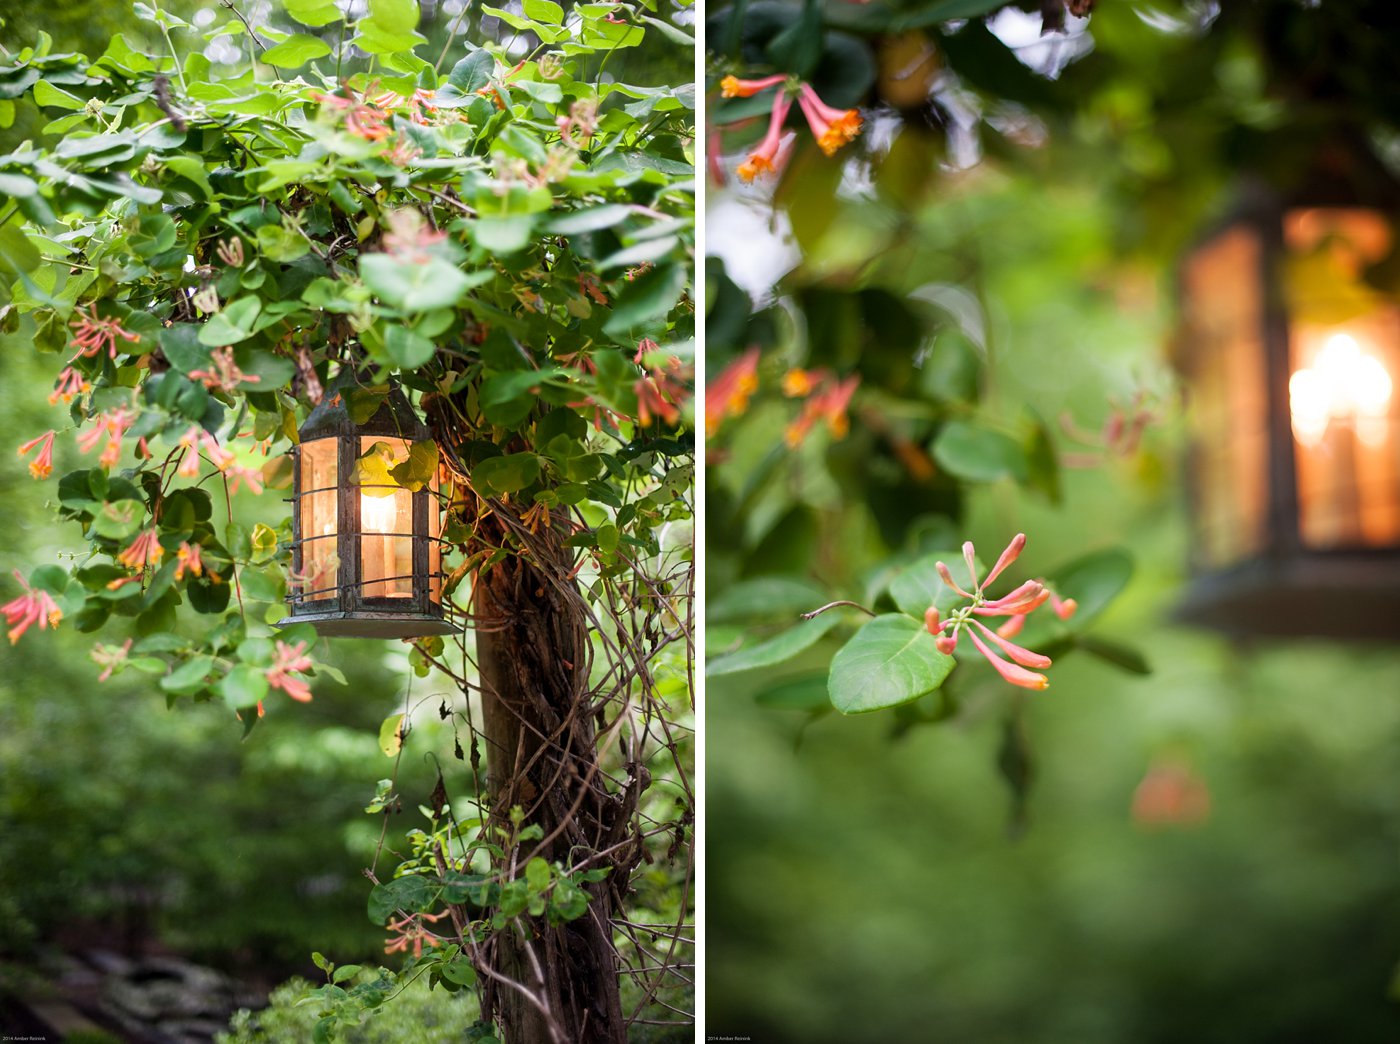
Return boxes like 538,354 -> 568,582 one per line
828,614 -> 954,714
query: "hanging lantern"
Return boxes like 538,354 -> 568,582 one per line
281,373 -> 456,638
1175,147 -> 1400,639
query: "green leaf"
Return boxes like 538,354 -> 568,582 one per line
261,34 -> 332,67
1075,635 -> 1151,675
753,673 -> 832,711
33,80 -> 84,110
448,49 -> 494,94
388,440 -> 438,492
198,296 -> 262,346
440,957 -> 477,986
368,0 -> 419,34
379,713 -> 405,756
544,205 -> 632,234
1052,548 -> 1134,629
159,324 -> 213,374
472,453 -> 540,496
91,499 -> 146,540
474,215 -> 535,254
522,0 -> 564,24
707,576 -> 829,624
888,550 -> 980,618
161,655 -> 216,695
603,262 -> 686,335
286,0 -> 344,26
525,856 -> 551,891
706,614 -> 840,676
367,874 -> 435,924
347,385 -> 390,424
381,324 -> 437,368
352,441 -> 399,491
931,420 -> 1027,483
219,663 -> 269,709
361,254 -> 473,312
828,614 -> 955,714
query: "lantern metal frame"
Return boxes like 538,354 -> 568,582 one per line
1175,160 -> 1400,641
280,373 -> 457,639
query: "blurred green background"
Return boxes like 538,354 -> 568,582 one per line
705,2 -> 1400,1041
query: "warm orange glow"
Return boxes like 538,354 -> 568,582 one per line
359,437 -> 413,598
1289,333 -> 1393,447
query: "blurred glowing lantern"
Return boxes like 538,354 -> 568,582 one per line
1175,149 -> 1400,639
281,372 -> 455,638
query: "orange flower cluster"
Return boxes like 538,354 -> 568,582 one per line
781,368 -> 859,447
69,305 -> 141,360
719,75 -> 863,182
924,534 -> 1060,691
634,343 -> 692,428
16,430 -> 56,479
3,570 -> 62,645
267,639 -> 315,702
705,347 -> 761,435
76,407 -> 134,470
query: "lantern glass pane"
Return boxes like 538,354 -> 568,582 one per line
1181,224 -> 1270,568
300,438 -> 338,602
1285,208 -> 1400,549
359,436 -> 413,599
429,484 -> 443,603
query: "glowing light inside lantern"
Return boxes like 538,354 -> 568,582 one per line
361,492 -> 396,533
1288,333 -> 1394,447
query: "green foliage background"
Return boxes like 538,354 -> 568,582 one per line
0,0 -> 696,1038
705,1 -> 1400,1040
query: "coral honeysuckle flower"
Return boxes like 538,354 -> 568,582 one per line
580,273 -> 609,306
784,371 -> 860,447
737,92 -> 795,183
118,529 -> 164,571
635,355 -> 692,427
77,408 -> 135,470
706,346 -> 762,434
719,74 -> 787,99
995,582 -> 1077,638
91,638 -> 133,682
226,463 -> 265,496
312,89 -> 392,141
635,375 -> 681,427
796,83 -> 863,157
1132,758 -> 1211,827
188,346 -> 260,392
925,533 -> 1056,690
781,368 -> 816,397
556,99 -> 599,149
633,337 -> 660,364
384,137 -> 423,167
50,367 -> 91,405
177,425 -> 236,477
215,237 -> 245,267
381,208 -> 448,264
175,542 -> 205,581
69,305 -> 141,360
707,125 -> 727,187
3,570 -> 62,644
191,286 -> 220,315
384,909 -> 449,958
17,430 -> 56,480
266,639 -> 315,702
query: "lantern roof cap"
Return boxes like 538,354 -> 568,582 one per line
298,368 -> 431,442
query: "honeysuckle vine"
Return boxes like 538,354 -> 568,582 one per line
1,0 -> 695,1038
